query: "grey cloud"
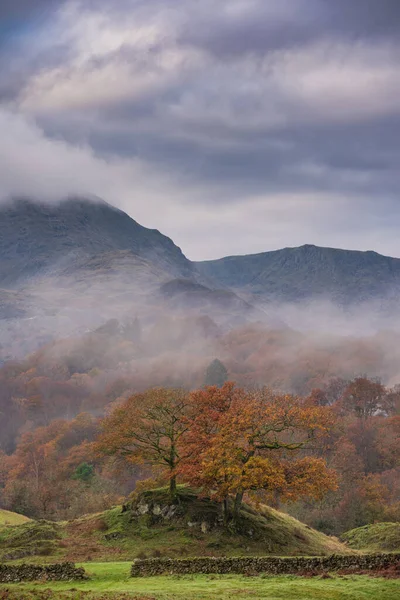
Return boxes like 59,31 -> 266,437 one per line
2,0 -> 400,258
0,0 -> 70,100
323,0 -> 400,37
180,0 -> 400,60
179,0 -> 323,57
0,0 -> 64,20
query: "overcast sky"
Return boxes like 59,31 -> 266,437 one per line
1,0 -> 400,260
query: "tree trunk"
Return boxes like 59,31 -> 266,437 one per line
222,498 -> 229,526
169,474 -> 177,499
233,491 -> 244,519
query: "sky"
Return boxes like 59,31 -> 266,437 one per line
1,0 -> 400,260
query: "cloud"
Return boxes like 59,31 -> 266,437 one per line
3,106 -> 400,263
0,0 -> 63,19
2,0 -> 400,259
0,106 -> 185,212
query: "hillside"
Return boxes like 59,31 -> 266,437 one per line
341,523 -> 400,553
0,198 -> 263,357
0,488 -> 350,563
0,510 -> 30,526
196,244 -> 400,304
0,197 -> 193,286
4,197 -> 400,308
3,196 -> 400,360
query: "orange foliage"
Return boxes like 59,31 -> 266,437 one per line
179,383 -> 337,515
95,387 -> 190,497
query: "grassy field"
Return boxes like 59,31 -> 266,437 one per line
0,510 -> 30,526
341,523 -> 400,553
0,562 -> 399,599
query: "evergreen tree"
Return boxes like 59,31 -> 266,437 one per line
204,359 -> 228,387
72,462 -> 95,483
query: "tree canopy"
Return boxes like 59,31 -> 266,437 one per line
204,359 -> 228,387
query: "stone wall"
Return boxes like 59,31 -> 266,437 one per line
131,553 -> 400,577
0,562 -> 87,582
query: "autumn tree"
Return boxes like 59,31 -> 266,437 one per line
385,385 -> 400,415
375,415 -> 400,470
310,378 -> 349,406
1,413 -> 117,519
340,377 -> 388,419
180,383 -> 337,520
95,387 -> 190,498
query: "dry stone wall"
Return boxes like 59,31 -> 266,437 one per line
0,562 -> 87,582
131,553 -> 400,577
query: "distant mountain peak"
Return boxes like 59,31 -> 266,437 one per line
1,195 -> 400,308
196,244 -> 400,304
0,196 -> 193,285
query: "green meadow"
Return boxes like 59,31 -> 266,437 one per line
1,561 -> 399,599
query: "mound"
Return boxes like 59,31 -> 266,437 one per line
0,519 -> 62,561
341,523 -> 400,552
0,510 -> 30,526
96,486 -> 350,560
0,488 -> 351,563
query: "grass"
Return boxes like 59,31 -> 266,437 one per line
341,523 -> 400,553
0,487 -> 350,563
98,486 -> 349,559
0,519 -> 62,561
0,511 -> 30,526
0,562 -> 399,599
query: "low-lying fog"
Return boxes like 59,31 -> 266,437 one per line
2,271 -> 400,392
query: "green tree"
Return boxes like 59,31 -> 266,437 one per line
204,359 -> 228,387
72,462 -> 95,483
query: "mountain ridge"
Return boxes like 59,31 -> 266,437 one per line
0,196 -> 194,286
0,197 -> 267,357
2,196 -> 400,307
195,243 -> 400,304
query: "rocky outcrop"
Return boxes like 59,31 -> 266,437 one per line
128,494 -> 223,533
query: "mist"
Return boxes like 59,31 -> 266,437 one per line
3,262 -> 400,395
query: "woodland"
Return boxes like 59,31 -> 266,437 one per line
0,316 -> 399,536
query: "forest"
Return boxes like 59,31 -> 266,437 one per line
0,316 -> 399,536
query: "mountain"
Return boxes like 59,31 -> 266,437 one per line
0,198 -> 265,358
4,197 -> 400,306
196,244 -> 400,305
0,197 -> 193,286
2,196 -> 400,361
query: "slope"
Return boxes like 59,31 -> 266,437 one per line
0,197 -> 193,286
0,197 -> 266,357
0,488 -> 351,563
341,523 -> 400,553
196,244 -> 400,304
0,510 -> 30,526
4,197 -> 400,307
